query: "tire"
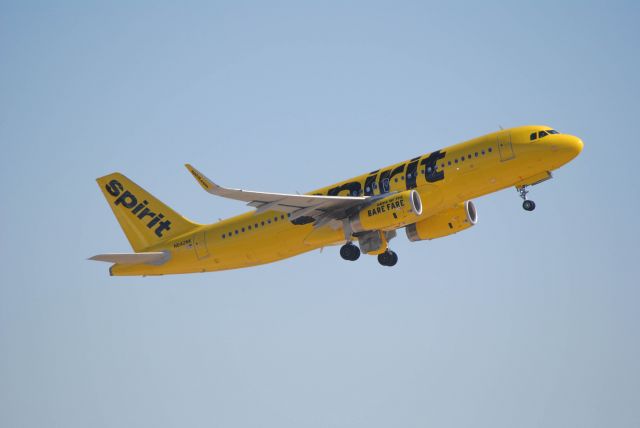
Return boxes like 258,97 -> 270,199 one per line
378,250 -> 397,266
523,200 -> 536,211
340,244 -> 360,261
387,251 -> 398,266
377,252 -> 389,266
340,244 -> 352,260
350,246 -> 361,261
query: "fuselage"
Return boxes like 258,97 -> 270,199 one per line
111,125 -> 583,275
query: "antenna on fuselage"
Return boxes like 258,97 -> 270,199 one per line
499,125 -> 504,130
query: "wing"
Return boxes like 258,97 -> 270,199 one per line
185,164 -> 370,227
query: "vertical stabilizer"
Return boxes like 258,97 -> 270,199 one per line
96,173 -> 200,251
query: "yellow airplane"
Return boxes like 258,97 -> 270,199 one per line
90,125 -> 583,275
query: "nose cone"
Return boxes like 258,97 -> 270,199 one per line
567,135 -> 584,156
558,135 -> 584,161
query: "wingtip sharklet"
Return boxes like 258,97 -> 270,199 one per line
185,164 -> 216,192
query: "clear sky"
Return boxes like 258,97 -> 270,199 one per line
1,1 -> 639,427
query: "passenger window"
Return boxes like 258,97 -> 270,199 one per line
530,132 -> 537,141
381,178 -> 390,193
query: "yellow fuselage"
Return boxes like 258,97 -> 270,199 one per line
111,125 -> 583,276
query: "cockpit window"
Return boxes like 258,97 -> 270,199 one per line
531,129 -> 560,141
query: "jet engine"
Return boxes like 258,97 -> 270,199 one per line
350,190 -> 422,233
405,201 -> 477,241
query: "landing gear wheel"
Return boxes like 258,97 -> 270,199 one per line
517,185 -> 536,212
377,252 -> 389,266
377,250 -> 398,267
340,243 -> 361,261
388,251 -> 398,266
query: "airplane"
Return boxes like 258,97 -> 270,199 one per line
90,125 -> 583,276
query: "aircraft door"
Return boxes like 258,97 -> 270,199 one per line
497,132 -> 515,161
194,230 -> 210,259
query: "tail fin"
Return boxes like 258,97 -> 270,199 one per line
96,173 -> 200,251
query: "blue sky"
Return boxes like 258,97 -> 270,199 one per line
1,1 -> 639,427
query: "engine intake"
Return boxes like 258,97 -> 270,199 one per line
406,200 -> 477,241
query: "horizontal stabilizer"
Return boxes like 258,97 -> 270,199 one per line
89,252 -> 170,265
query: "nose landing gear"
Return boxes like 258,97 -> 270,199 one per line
517,185 -> 536,211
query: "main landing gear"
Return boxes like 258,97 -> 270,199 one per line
517,185 -> 536,211
339,243 -> 398,266
377,250 -> 398,267
339,243 -> 361,261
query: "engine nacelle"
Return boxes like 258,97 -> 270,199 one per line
351,190 -> 423,233
405,201 -> 477,241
